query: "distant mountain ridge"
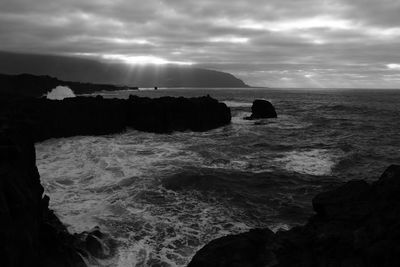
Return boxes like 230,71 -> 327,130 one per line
0,51 -> 249,88
0,73 -> 140,97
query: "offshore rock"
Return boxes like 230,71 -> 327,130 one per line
244,99 -> 277,120
189,165 -> 400,267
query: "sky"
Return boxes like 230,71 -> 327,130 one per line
1,0 -> 400,88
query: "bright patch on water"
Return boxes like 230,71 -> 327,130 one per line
275,149 -> 340,176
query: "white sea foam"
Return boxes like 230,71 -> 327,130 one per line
36,131 -> 258,266
35,123 -> 331,266
275,149 -> 341,176
46,86 -> 76,100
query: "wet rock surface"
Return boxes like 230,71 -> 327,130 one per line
189,165 -> 400,267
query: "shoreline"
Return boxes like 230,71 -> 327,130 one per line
1,94 -> 399,266
0,94 -> 231,266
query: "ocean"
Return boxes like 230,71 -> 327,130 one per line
35,88 -> 400,266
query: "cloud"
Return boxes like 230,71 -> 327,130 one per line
387,64 -> 400,70
0,0 -> 400,87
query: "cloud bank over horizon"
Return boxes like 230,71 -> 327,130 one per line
1,0 -> 400,88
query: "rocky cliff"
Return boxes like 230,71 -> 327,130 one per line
0,123 -> 116,266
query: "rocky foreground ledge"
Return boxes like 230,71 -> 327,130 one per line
0,124 -> 110,266
189,165 -> 400,267
0,95 -> 230,266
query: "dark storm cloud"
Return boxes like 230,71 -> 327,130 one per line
1,0 -> 400,87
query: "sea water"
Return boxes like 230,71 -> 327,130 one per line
36,88 -> 400,266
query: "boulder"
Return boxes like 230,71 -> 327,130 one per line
312,180 -> 371,220
188,229 -> 276,267
189,165 -> 400,267
244,99 -> 277,120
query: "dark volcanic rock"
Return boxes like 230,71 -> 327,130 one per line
0,94 -> 231,141
189,165 -> 400,267
0,125 -> 115,267
188,229 -> 277,267
244,99 -> 277,120
127,95 -> 231,133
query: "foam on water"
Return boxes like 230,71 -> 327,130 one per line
37,131 -> 261,266
275,149 -> 341,176
36,128 -> 313,266
46,86 -> 76,100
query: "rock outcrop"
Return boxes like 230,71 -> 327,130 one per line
244,99 -> 277,120
0,124 -> 115,267
126,95 -> 231,133
0,94 -> 231,141
189,165 -> 400,267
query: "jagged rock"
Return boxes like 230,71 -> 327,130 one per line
189,165 -> 400,267
126,95 -> 231,133
244,99 -> 277,120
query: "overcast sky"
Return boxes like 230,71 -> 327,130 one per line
1,0 -> 400,88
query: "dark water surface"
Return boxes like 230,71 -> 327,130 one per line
36,88 -> 400,266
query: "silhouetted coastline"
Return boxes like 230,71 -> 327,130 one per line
0,73 -> 138,97
0,52 -> 249,88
